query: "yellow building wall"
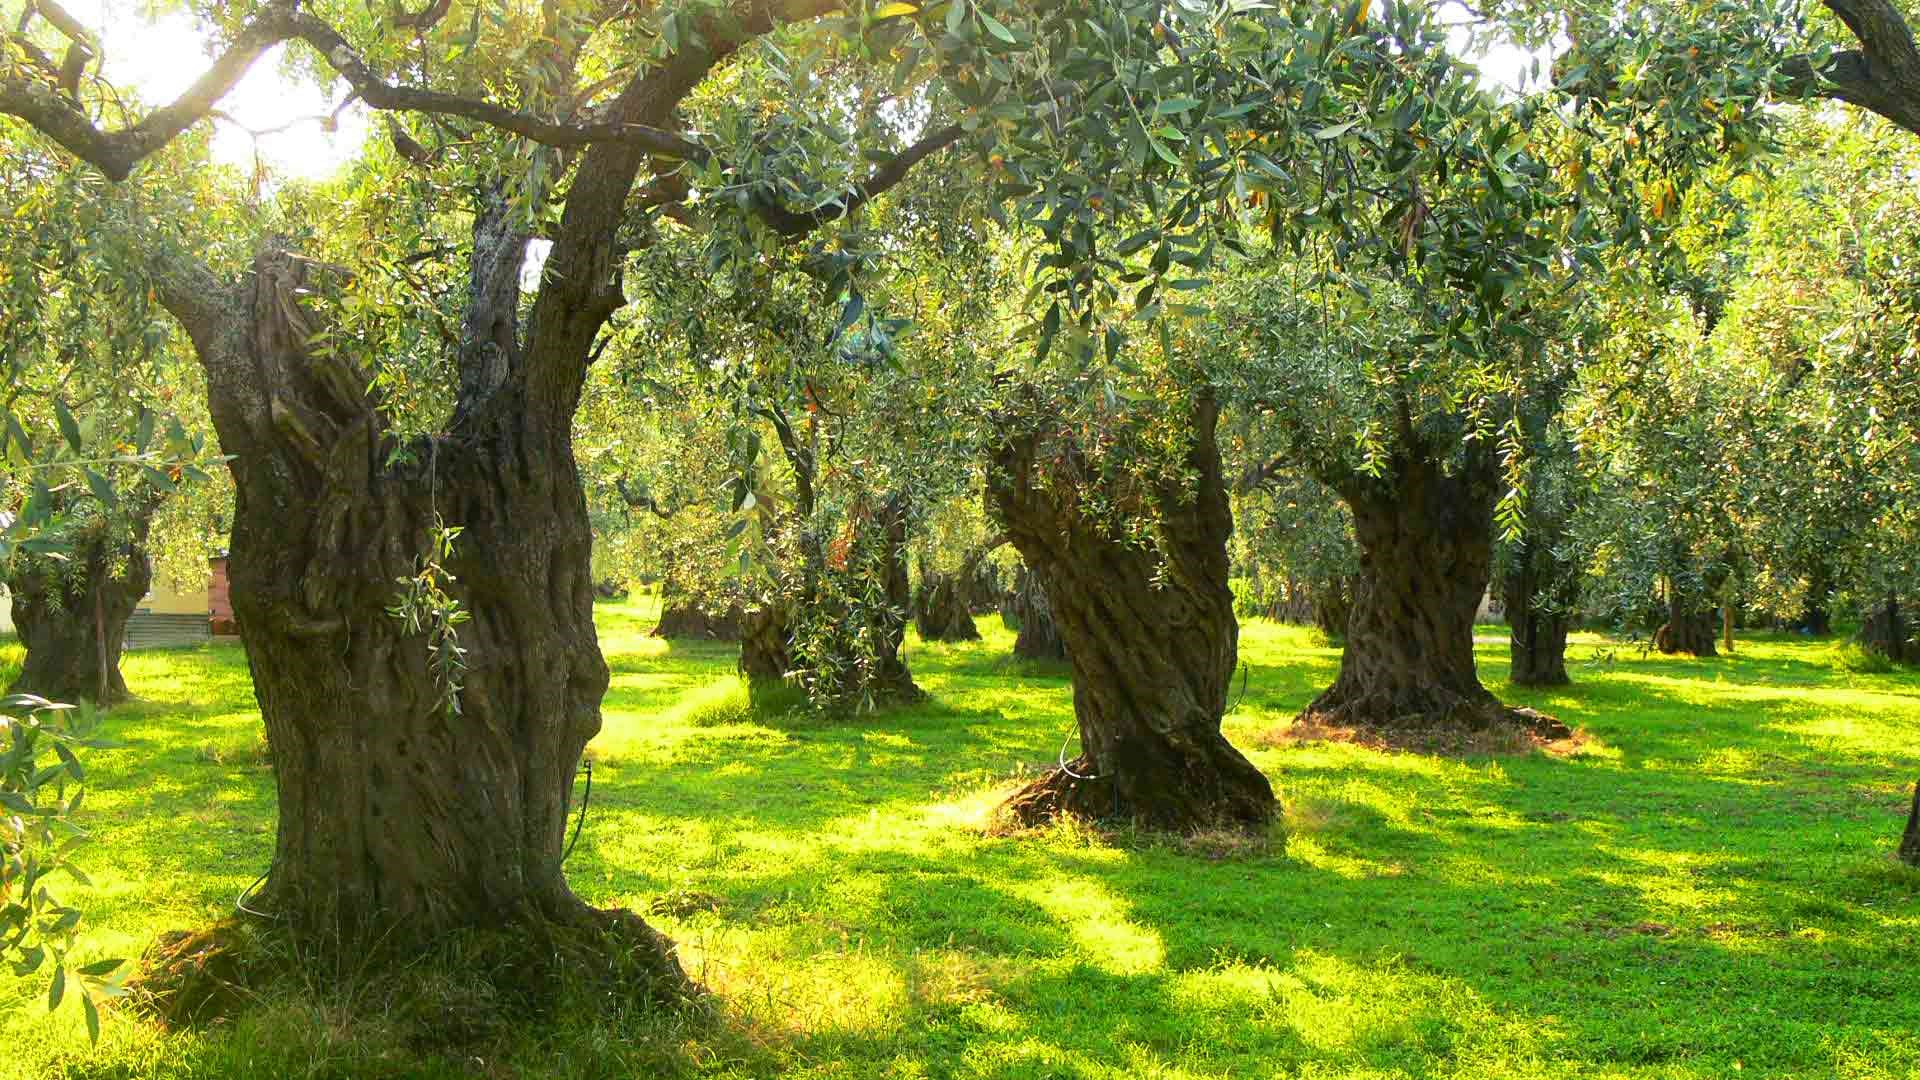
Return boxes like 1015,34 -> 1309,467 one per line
141,580 -> 209,616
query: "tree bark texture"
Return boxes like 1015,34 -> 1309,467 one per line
7,510 -> 157,705
738,601 -> 794,683
1901,780 -> 1920,867
152,217 -> 682,990
1502,533 -> 1576,688
914,536 -> 1005,643
1003,564 -> 1068,661
986,393 -> 1275,833
1859,593 -> 1916,664
1305,448 -> 1561,734
915,566 -> 981,642
651,586 -> 744,641
9,0 -> 966,996
742,495 -> 922,705
1655,597 -> 1719,657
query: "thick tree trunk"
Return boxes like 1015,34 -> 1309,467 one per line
8,514 -> 156,705
987,394 -> 1274,833
1503,535 -> 1574,688
1654,596 -> 1718,657
1305,451 -> 1563,735
1005,565 -> 1068,661
915,537 -> 1004,643
739,602 -> 794,683
652,582 -> 744,641
849,493 -> 921,701
914,566 -> 981,642
1793,603 -> 1833,636
652,600 -> 744,640
154,248 -> 685,988
1311,576 -> 1354,640
1859,593 -> 1916,664
744,495 -> 921,705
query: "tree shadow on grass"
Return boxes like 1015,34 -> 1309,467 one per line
26,617 -> 1920,1079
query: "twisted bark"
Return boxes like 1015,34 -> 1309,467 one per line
1654,597 -> 1718,657
987,394 -> 1274,833
915,536 -> 1004,643
1503,532 -> 1576,687
1859,593 -> 1915,663
1304,446 -> 1563,736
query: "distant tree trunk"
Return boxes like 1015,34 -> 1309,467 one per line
1311,575 -> 1354,640
1901,780 -> 1920,867
1794,562 -> 1834,635
652,582 -> 743,640
915,567 -> 980,641
915,535 -> 1007,643
1859,593 -> 1915,664
746,494 -> 921,705
1302,442 -> 1565,736
988,393 -> 1275,833
652,600 -> 744,640
1794,602 -> 1833,636
848,492 -> 921,702
8,509 -> 158,705
739,602 -> 793,682
1654,594 -> 1718,657
1005,564 -> 1068,661
1503,533 -> 1575,688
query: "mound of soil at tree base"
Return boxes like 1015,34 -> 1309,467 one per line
1260,707 -> 1580,758
130,907 -> 694,1046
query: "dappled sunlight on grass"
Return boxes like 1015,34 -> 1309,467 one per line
1,603 -> 1917,1077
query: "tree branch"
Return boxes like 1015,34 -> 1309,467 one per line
0,2 -> 709,180
748,123 -> 966,238
1779,1 -> 1920,136
615,475 -> 679,518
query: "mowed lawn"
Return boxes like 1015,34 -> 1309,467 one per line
3,599 -> 1918,1079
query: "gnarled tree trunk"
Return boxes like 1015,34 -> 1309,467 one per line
915,536 -> 1005,643
653,600 -> 744,640
830,492 -> 921,702
987,394 -> 1274,833
1859,593 -> 1916,664
743,493 -> 922,705
1304,449 -> 1562,735
1003,564 -> 1067,661
1311,575 -> 1354,640
8,508 -> 158,705
914,565 -> 980,642
652,584 -> 744,641
1654,596 -> 1718,657
739,601 -> 794,682
1503,533 -> 1576,688
153,212 -> 684,989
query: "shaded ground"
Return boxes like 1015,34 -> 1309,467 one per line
2,602 -> 1916,1078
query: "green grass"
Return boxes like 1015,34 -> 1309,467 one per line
3,602 -> 1918,1079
